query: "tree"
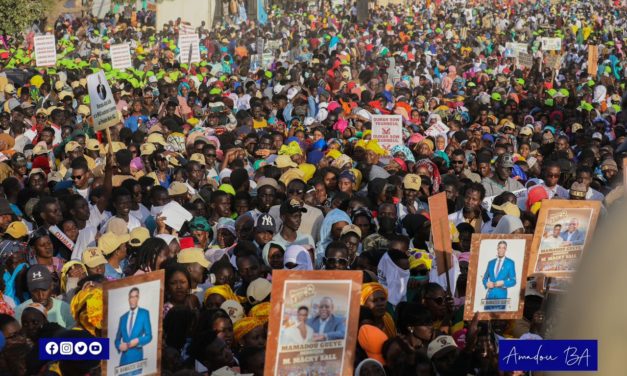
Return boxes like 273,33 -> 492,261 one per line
0,0 -> 51,36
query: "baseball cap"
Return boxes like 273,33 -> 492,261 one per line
220,300 -> 245,324
82,247 -> 107,268
5,221 -> 28,239
98,231 -> 130,255
129,227 -> 150,247
592,132 -> 603,141
427,335 -> 458,359
177,247 -> 210,268
280,198 -> 308,215
189,153 -> 206,166
27,264 -> 53,291
491,202 -> 520,217
340,224 -> 362,238
256,214 -> 276,233
86,139 -> 101,152
256,177 -> 279,191
140,143 -> 156,156
496,153 -> 515,168
0,199 -> 13,216
519,126 -> 533,136
189,216 -> 211,232
65,141 -> 81,153
338,170 -> 356,183
601,159 -> 618,172
403,174 -> 422,191
246,278 -> 272,305
106,217 -> 129,235
275,155 -> 298,168
569,182 -> 587,198
168,181 -> 189,196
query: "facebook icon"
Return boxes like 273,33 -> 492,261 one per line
40,338 -> 109,361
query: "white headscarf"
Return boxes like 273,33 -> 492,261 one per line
284,245 -> 314,271
377,252 -> 410,306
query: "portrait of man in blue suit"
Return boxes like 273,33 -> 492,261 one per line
482,241 -> 516,311
114,287 -> 153,374
560,218 -> 585,246
307,296 -> 346,341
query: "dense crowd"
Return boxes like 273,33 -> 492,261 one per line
0,0 -> 625,375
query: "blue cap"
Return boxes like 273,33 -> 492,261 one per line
482,134 -> 495,143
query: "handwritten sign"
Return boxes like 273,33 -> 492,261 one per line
34,35 -> 57,67
87,71 -> 120,131
178,33 -> 200,64
372,115 -> 403,151
545,54 -> 562,71
541,37 -> 562,51
517,53 -> 534,69
587,45 -> 598,76
425,122 -> 450,138
110,43 -> 132,70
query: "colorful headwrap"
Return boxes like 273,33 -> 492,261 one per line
360,282 -> 396,337
279,141 -> 303,156
204,284 -> 246,305
390,145 -> 416,163
249,301 -> 271,319
414,159 -> 442,192
70,287 -> 103,336
233,316 -> 266,344
408,249 -> 433,270
365,139 -> 387,156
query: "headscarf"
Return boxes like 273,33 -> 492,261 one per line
360,282 -> 397,337
60,261 -> 87,293
249,301 -> 271,320
315,209 -> 352,267
357,325 -> 387,364
493,215 -> 524,234
177,81 -> 190,97
233,316 -> 266,344
279,141 -> 303,156
204,284 -> 246,304
390,145 -> 416,163
70,287 -> 103,336
377,252 -> 409,306
414,158 -> 441,192
283,245 -> 314,271
527,185 -> 549,211
262,240 -> 287,267
408,249 -> 433,270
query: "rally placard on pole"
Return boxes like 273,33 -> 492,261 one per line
265,270 -> 361,376
34,34 -> 57,67
371,115 -> 403,151
87,71 -> 120,132
110,43 -> 132,70
428,192 -> 454,279
178,33 -> 200,64
179,22 -> 194,35
587,45 -> 599,76
517,53 -> 534,69
541,37 -> 562,51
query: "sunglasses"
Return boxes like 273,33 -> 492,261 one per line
71,175 -> 83,180
324,257 -> 349,265
452,160 -> 465,165
425,296 -> 445,305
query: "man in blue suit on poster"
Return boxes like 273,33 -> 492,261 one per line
482,241 -> 516,310
307,296 -> 346,341
560,218 -> 586,246
114,287 -> 152,375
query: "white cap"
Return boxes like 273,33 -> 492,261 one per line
427,335 -> 458,359
287,86 -> 300,101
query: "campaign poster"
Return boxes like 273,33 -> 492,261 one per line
528,200 -> 601,276
87,71 -> 120,131
371,115 -> 403,151
34,34 -> 57,67
265,271 -> 361,376
178,33 -> 200,64
102,271 -> 164,376
110,43 -> 133,70
464,234 -> 532,320
517,52 -> 534,69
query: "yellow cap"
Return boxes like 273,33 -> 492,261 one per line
146,133 -> 167,145
65,141 -> 81,153
82,247 -> 107,268
168,181 -> 189,196
77,105 -> 90,116
403,174 -> 422,191
129,227 -> 150,247
140,143 -> 156,156
98,231 -> 130,255
5,221 -> 28,239
189,153 -> 206,166
177,247 -> 210,268
86,139 -> 100,151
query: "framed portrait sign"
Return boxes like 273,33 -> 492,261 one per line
265,270 -> 362,376
102,270 -> 165,376
464,234 -> 532,320
527,200 -> 601,277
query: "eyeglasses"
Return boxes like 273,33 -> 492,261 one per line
71,175 -> 83,180
425,296 -> 445,305
452,160 -> 465,165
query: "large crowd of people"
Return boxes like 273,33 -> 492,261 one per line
0,0 -> 625,375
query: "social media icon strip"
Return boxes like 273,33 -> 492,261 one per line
39,338 -> 110,361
